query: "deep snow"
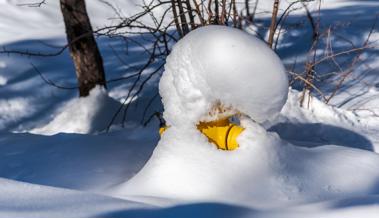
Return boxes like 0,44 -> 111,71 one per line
1,0 -> 379,218
115,79 -> 379,208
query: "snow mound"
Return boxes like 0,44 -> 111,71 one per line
112,117 -> 379,208
30,87 -> 122,135
159,25 -> 288,126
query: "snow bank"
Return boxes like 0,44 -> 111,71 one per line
160,25 -> 288,126
266,89 -> 379,152
113,117 -> 379,208
271,89 -> 358,126
31,86 -> 122,135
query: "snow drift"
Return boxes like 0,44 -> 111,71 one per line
31,86 -> 123,135
114,115 -> 379,208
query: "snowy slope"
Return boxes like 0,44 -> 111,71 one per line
0,0 -> 144,44
0,178 -> 150,218
1,0 -> 379,217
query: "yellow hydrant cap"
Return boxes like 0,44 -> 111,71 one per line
159,118 -> 244,151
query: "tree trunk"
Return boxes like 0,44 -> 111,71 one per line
268,0 -> 280,48
171,0 -> 183,37
177,0 -> 190,35
60,0 -> 106,97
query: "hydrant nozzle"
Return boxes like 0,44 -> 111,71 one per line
159,118 -> 244,151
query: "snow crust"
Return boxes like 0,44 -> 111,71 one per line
160,25 -> 288,126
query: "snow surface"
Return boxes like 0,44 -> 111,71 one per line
0,0 -> 145,44
0,177 -> 149,218
1,0 -> 379,217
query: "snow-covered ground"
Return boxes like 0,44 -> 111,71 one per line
1,0 -> 379,217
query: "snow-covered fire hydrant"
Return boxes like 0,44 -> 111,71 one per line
157,24 -> 288,151
114,26 -> 379,209
115,25 -> 290,202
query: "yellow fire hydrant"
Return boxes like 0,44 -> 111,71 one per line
159,118 -> 244,150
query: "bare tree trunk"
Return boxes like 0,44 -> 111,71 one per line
300,1 -> 321,107
245,0 -> 251,21
214,0 -> 220,24
231,0 -> 238,27
268,0 -> 280,48
185,0 -> 196,29
177,0 -> 190,35
251,0 -> 259,22
220,0 -> 227,24
171,0 -> 183,37
60,0 -> 106,97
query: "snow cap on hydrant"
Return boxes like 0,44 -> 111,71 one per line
159,25 -> 288,150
